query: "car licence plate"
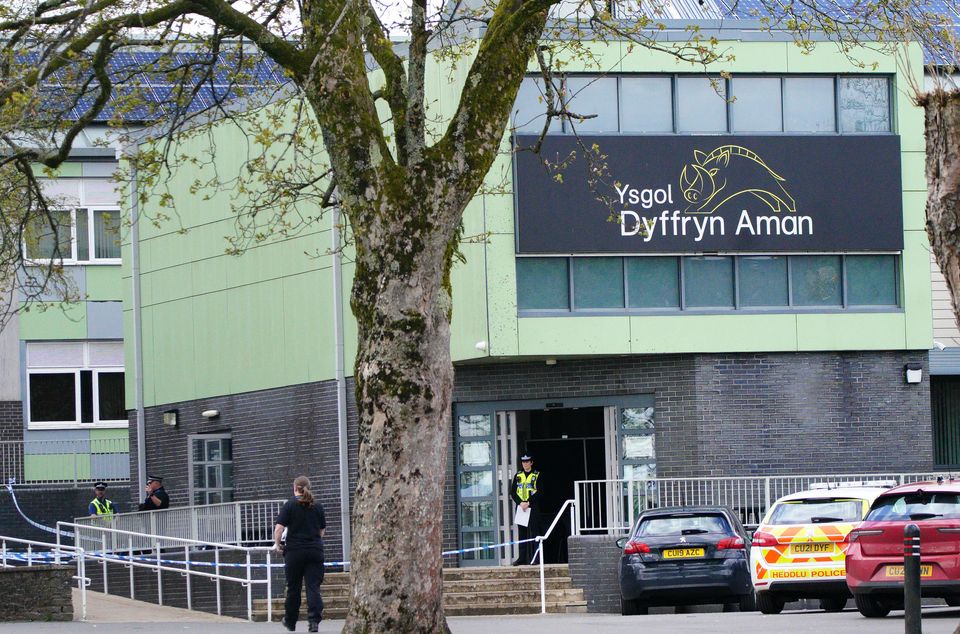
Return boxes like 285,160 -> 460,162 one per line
884,565 -> 933,578
662,548 -> 705,559
790,543 -> 833,554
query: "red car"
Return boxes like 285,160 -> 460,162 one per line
845,479 -> 960,617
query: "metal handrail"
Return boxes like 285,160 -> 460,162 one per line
59,520 -> 276,621
531,498 -> 577,614
0,534 -> 89,620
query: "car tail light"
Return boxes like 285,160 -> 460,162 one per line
717,536 -> 745,550
848,529 -> 883,543
623,540 -> 651,555
751,531 -> 778,547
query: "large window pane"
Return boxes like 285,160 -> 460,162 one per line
460,471 -> 493,498
461,501 -> 495,528
846,255 -> 897,305
626,257 -> 679,308
684,257 -> 734,308
93,210 -> 121,259
458,414 -> 491,437
731,77 -> 782,132
792,255 -> 842,306
25,210 -> 71,260
839,77 -> 890,133
564,77 -> 618,133
513,77 -> 561,134
677,77 -> 727,133
573,257 -> 624,309
97,371 -> 125,421
461,531 -> 496,561
29,373 -> 76,422
739,256 -> 788,306
460,441 -> 492,467
76,209 -> 90,260
517,258 -> 569,310
80,370 -> 93,423
620,77 -> 673,133
783,77 -> 835,132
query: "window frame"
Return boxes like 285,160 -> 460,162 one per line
188,433 -> 235,506
26,342 -> 126,430
23,205 -> 121,266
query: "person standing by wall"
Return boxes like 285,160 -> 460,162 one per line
510,454 -> 542,566
137,475 -> 170,511
274,475 -> 326,632
88,482 -> 115,517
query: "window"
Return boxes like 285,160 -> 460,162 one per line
517,254 -> 899,314
26,341 -> 125,429
24,208 -> 121,263
513,74 -> 891,136
573,257 -> 624,308
516,258 -> 569,310
190,435 -> 234,505
684,256 -> 735,308
677,77 -> 727,133
620,77 -> 673,133
731,77 -> 783,132
783,77 -> 835,132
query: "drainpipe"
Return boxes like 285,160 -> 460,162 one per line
125,143 -> 147,496
332,205 -> 351,571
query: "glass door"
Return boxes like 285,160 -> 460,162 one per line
496,411 -> 518,565
454,407 -> 498,566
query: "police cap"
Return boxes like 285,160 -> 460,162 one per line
520,454 -> 533,462
147,475 -> 163,483
94,482 -> 107,490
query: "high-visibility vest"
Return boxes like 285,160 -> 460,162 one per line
90,498 -> 114,516
515,471 -> 539,502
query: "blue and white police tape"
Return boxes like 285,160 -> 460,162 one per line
5,478 -> 75,538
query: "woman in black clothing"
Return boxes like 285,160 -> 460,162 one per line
274,475 -> 326,632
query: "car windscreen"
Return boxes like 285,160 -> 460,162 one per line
636,514 -> 732,537
766,498 -> 863,525
866,492 -> 960,521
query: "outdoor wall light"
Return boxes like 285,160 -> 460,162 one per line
545,358 -> 557,366
162,409 -> 178,427
905,363 -> 923,385
201,409 -> 220,419
474,340 -> 488,351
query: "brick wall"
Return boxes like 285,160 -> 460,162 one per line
128,379 -> 359,568
567,535 -> 622,613
0,487 -> 99,543
0,401 -> 22,443
0,566 -> 73,622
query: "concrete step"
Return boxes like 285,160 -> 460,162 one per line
259,588 -> 584,610
255,601 -> 587,621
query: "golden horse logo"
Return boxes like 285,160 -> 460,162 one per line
679,145 -> 796,215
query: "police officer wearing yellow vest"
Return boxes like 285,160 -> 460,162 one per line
88,482 -> 115,518
510,454 -> 542,566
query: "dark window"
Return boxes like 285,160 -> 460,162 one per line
739,256 -> 788,307
626,257 -> 680,308
791,255 -> 842,306
684,256 -> 734,308
97,372 -> 125,420
867,493 -> 960,521
516,258 -> 569,310
80,370 -> 93,423
190,436 -> 234,505
573,257 -> 624,308
846,255 -> 897,305
29,373 -> 76,422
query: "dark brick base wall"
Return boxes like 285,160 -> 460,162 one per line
0,401 -> 23,442
0,487 -> 101,543
129,350 -> 932,569
128,379 -> 359,568
568,535 -> 622,613
0,566 -> 73,622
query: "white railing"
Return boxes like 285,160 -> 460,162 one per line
1,439 -> 130,486
575,471 -> 947,534
532,499 -> 578,614
59,521 -> 276,621
0,534 -> 90,620
74,499 -> 285,552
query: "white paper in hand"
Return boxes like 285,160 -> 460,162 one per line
515,504 -> 530,527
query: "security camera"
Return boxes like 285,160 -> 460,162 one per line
934,341 -> 947,351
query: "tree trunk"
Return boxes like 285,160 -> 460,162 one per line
924,91 -> 960,332
342,195 -> 457,633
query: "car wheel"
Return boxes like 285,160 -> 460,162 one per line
854,594 -> 891,618
738,592 -> 756,612
946,596 -> 960,607
819,597 -> 847,612
756,591 -> 785,615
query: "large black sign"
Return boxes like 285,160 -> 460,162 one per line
514,135 -> 904,254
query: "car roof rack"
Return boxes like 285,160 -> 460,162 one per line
809,480 -> 897,490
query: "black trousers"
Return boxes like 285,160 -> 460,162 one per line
284,547 -> 324,624
517,513 -> 543,564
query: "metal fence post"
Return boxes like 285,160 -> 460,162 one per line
764,477 -> 771,514
538,538 -> 546,614
185,546 -> 192,611
155,541 -> 163,605
266,549 -> 273,623
102,534 -> 108,594
246,550 -> 253,621
904,524 -> 921,634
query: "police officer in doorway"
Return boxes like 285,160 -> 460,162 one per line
88,482 -> 115,517
138,475 -> 170,511
510,454 -> 542,565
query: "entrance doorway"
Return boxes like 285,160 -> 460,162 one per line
518,407 -> 606,564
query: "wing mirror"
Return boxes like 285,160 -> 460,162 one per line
615,536 -> 628,549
